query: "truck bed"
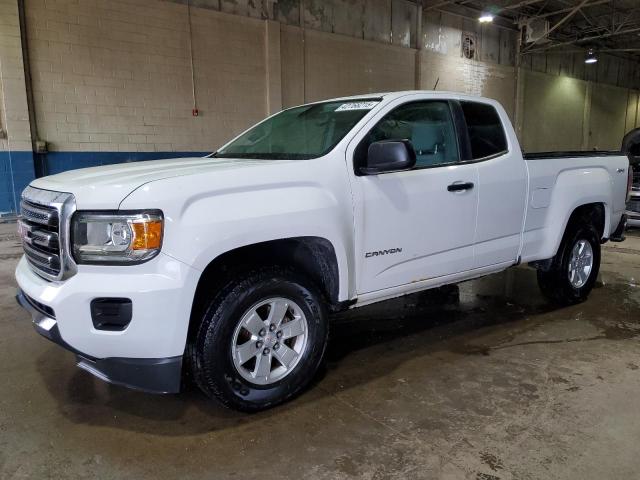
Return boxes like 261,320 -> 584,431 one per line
520,151 -> 629,264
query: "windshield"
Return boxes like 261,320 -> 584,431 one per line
214,99 -> 380,160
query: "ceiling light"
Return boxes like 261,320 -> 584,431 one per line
585,49 -> 597,64
479,13 -> 494,23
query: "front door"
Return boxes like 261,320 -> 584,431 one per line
351,100 -> 479,294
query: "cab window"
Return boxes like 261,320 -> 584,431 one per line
355,101 -> 460,169
459,101 -> 508,160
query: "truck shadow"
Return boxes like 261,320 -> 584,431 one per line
35,266 -> 638,438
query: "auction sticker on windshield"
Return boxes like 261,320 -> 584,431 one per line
335,101 -> 379,111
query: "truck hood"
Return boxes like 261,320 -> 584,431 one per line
30,157 -> 290,209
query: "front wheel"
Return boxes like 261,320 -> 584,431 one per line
188,267 -> 328,412
537,223 -> 601,306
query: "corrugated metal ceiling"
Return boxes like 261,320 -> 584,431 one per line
423,0 -> 640,59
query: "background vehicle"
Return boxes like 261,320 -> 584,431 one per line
15,91 -> 631,411
623,128 -> 640,228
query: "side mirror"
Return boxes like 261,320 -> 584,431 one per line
360,140 -> 416,175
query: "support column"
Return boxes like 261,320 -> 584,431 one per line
514,66 -> 526,141
513,30 -> 525,142
582,81 -> 593,150
414,0 -> 423,89
0,0 -> 35,213
265,20 -> 282,115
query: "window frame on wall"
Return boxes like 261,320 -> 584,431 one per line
353,100 -> 466,174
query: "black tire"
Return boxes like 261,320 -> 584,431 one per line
537,221 -> 601,306
188,266 -> 328,412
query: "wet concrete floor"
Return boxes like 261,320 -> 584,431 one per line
1,222 -> 639,479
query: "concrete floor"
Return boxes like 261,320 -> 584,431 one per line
1,222 -> 639,480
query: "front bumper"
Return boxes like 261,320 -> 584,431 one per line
17,289 -> 182,393
15,253 -> 201,393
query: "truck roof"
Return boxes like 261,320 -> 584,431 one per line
319,90 -> 497,104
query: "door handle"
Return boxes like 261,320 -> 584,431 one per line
447,182 -> 474,192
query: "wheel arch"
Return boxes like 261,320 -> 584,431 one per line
187,236 -> 344,343
530,202 -> 604,273
554,202 -> 606,257
566,202 -> 606,238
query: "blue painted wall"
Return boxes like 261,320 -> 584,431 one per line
1,151 -> 209,213
0,151 -> 36,214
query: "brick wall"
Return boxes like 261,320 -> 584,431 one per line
521,69 -> 640,153
280,25 -> 417,107
0,0 -> 35,212
520,71 -> 587,153
588,81 -> 640,151
280,25 -> 304,109
25,0 -> 268,155
302,28 -> 416,102
418,50 -> 516,120
22,0 -> 512,168
0,0 -> 32,153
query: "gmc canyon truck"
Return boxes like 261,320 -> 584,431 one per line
15,91 -> 632,412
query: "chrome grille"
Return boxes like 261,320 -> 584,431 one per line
20,200 -> 61,276
21,202 -> 57,226
633,169 -> 640,191
19,186 -> 76,281
628,197 -> 640,214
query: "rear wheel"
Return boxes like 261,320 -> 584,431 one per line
188,266 -> 328,412
537,222 -> 601,306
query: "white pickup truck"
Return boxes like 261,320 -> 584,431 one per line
15,91 -> 632,411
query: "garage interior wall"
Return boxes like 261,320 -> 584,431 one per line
0,0 -> 639,213
0,0 -> 36,215
520,69 -> 640,153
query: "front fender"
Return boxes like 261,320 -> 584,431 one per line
120,168 -> 354,302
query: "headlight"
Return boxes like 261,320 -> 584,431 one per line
72,210 -> 163,264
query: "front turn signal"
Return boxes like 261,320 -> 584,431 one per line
131,220 -> 163,250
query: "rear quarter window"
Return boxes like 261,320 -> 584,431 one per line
460,101 -> 507,160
